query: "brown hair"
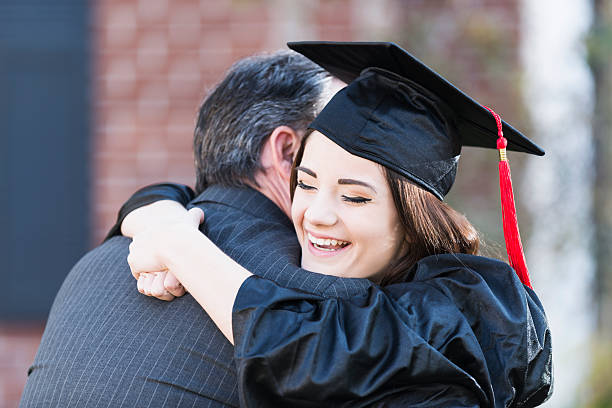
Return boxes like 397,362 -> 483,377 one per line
290,132 -> 480,285
380,169 -> 479,285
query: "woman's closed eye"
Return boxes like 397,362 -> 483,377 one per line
297,180 -> 317,191
342,195 -> 372,204
298,180 -> 372,203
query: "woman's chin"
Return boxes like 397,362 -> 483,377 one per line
300,251 -> 350,278
302,261 -> 349,278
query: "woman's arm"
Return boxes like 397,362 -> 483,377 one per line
103,183 -> 194,300
121,200 -> 188,238
231,257 -> 552,407
231,276 -> 489,407
127,208 -> 252,342
105,182 -> 194,240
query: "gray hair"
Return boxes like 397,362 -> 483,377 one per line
193,50 -> 330,193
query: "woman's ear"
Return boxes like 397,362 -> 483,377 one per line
267,126 -> 301,182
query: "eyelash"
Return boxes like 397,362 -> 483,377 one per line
342,196 -> 372,204
297,180 -> 316,190
297,180 -> 372,204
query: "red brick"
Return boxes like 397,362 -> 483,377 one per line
96,155 -> 139,181
136,0 -> 169,24
135,28 -> 171,77
168,5 -> 202,48
317,24 -> 353,41
168,54 -> 203,99
229,1 -> 269,25
0,324 -> 45,408
199,0 -> 231,24
229,23 -> 268,50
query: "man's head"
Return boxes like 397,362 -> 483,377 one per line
193,50 -> 333,195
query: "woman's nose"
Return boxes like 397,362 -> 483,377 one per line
304,196 -> 338,227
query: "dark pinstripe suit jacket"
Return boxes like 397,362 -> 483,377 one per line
20,185 -> 373,407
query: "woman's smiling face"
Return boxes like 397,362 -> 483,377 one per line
291,131 -> 407,281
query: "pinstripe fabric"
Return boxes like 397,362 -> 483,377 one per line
20,185 -> 373,407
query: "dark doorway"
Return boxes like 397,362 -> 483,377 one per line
0,1 -> 91,320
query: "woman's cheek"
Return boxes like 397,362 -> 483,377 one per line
291,192 -> 307,237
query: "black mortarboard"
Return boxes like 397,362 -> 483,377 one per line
288,41 -> 539,288
308,67 -> 463,200
288,41 -> 544,158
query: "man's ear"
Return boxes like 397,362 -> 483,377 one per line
267,126 -> 301,182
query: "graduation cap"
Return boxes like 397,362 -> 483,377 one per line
288,41 -> 540,288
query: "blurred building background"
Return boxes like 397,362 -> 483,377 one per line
1,0 -> 610,406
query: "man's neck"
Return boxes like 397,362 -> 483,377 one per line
249,172 -> 292,219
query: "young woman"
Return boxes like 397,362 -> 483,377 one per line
123,43 -> 553,407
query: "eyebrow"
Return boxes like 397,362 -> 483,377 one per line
338,178 -> 377,193
297,166 -> 377,193
296,166 -> 316,177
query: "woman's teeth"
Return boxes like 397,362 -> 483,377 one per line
307,232 -> 349,251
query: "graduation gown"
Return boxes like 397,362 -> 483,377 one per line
232,253 -> 552,407
112,183 -> 553,407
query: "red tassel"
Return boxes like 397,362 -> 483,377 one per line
484,106 -> 532,288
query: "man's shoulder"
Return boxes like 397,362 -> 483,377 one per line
67,236 -> 133,279
196,203 -> 302,278
69,236 -> 131,274
189,185 -> 298,254
52,236 -> 136,308
189,185 -> 293,230
22,234 -> 239,407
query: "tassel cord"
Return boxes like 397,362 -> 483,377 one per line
484,106 -> 532,288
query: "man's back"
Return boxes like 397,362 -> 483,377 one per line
20,185 -> 371,407
20,235 -> 239,407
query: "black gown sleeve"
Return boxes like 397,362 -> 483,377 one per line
104,183 -> 194,241
231,254 -> 553,408
233,276 -> 488,407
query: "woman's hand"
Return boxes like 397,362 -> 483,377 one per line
136,271 -> 185,301
128,208 -> 204,300
121,200 -> 190,238
129,206 -> 251,344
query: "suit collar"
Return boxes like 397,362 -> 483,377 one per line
189,184 -> 293,229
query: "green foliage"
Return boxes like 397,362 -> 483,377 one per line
586,2 -> 612,405
583,341 -> 612,408
586,21 -> 612,70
